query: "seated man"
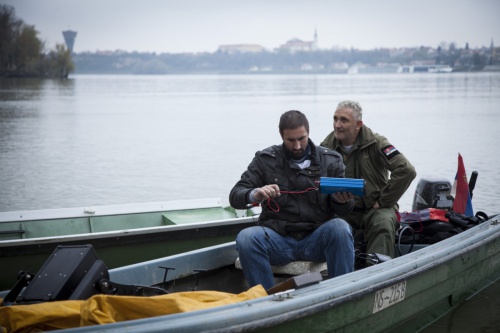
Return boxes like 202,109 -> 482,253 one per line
321,100 -> 416,259
229,110 -> 355,290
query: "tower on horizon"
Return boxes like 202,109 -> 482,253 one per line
313,28 -> 318,50
62,30 -> 77,53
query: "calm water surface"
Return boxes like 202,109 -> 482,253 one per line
1,73 -> 499,331
1,73 -> 499,213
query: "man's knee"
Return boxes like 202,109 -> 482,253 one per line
367,209 -> 397,233
236,226 -> 266,249
321,218 -> 353,239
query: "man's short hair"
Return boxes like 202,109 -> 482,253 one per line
279,110 -> 309,135
336,100 -> 363,120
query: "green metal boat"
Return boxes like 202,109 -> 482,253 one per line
0,198 -> 259,290
1,212 -> 499,332
3,176 -> 499,332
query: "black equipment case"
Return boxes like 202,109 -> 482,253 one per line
4,244 -> 109,304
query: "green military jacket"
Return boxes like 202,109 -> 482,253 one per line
321,124 -> 416,210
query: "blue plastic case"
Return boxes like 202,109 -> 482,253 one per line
319,177 -> 366,196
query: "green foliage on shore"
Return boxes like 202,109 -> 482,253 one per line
0,5 -> 74,78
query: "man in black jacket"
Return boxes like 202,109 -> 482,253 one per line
229,110 -> 355,289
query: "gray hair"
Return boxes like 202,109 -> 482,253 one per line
336,100 -> 363,120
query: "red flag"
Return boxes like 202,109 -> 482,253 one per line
451,153 -> 474,215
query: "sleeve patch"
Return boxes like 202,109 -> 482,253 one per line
381,145 -> 400,160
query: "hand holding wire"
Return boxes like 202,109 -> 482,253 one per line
258,185 -> 319,212
254,184 -> 281,202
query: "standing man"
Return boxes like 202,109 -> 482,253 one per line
230,110 -> 354,290
321,100 -> 416,260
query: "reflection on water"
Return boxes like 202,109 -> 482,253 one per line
0,73 -> 499,331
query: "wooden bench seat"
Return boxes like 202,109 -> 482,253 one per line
235,257 -> 327,276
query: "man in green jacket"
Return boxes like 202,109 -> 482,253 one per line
321,100 -> 416,260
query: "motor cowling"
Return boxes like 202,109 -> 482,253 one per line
412,177 -> 454,211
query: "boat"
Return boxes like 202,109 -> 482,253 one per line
397,64 -> 453,73
0,198 -> 259,290
1,211 -> 499,332
1,175 -> 499,332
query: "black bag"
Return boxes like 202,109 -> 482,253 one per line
398,211 -> 488,245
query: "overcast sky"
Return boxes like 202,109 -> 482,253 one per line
3,0 -> 499,53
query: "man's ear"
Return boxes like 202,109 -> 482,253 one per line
356,120 -> 363,130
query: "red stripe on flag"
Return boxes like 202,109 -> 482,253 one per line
452,153 -> 471,215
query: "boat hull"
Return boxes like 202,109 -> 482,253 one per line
42,214 -> 500,333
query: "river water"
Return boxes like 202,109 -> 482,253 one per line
1,73 -> 499,331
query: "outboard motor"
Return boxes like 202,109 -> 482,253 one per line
412,177 -> 454,211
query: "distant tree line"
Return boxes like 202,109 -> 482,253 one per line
73,44 -> 494,75
0,5 -> 74,78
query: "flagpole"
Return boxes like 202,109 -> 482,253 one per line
469,171 -> 478,198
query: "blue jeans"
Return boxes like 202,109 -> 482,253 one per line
236,218 -> 354,290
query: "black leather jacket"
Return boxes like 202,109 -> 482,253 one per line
229,139 -> 353,238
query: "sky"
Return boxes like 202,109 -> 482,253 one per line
2,0 -> 500,54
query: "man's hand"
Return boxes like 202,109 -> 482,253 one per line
332,191 -> 354,204
254,184 -> 281,202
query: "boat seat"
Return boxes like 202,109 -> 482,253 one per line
234,257 -> 327,276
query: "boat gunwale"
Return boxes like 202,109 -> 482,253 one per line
0,197 -> 231,223
0,215 -> 258,247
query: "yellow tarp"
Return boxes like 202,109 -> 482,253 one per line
0,285 -> 267,333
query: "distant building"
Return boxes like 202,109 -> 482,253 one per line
489,39 -> 499,65
217,44 -> 265,54
278,29 -> 318,53
62,30 -> 77,53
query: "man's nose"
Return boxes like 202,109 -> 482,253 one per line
294,141 -> 301,149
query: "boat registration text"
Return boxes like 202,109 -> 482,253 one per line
373,281 -> 406,313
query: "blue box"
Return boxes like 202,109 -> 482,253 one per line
319,177 -> 365,196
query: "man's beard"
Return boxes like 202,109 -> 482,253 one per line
285,144 -> 310,162
290,148 -> 305,159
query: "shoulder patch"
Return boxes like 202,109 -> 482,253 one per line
381,145 -> 400,160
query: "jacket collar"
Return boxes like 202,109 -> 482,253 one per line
332,124 -> 376,150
